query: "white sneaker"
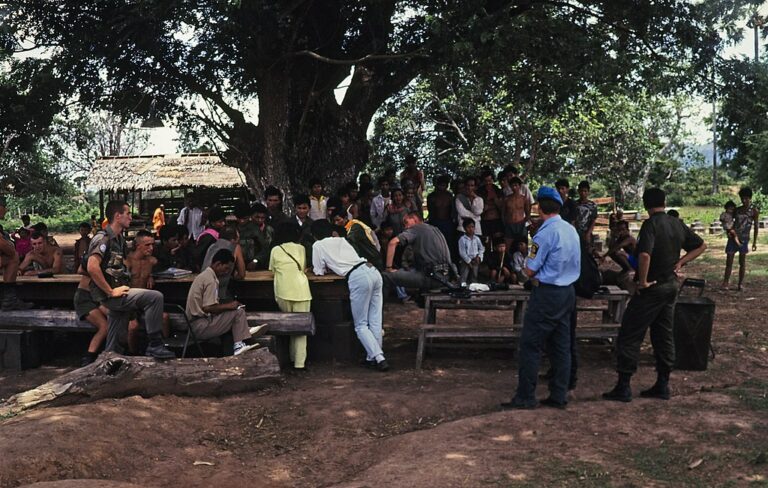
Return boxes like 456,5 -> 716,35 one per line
249,323 -> 269,337
233,343 -> 261,356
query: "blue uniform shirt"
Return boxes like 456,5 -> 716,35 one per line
526,215 -> 581,286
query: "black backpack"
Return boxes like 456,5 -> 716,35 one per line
574,242 -> 602,299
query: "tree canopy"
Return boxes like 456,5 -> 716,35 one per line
3,0 -> 762,195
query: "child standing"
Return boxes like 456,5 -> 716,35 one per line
458,218 -> 485,284
269,222 -> 313,370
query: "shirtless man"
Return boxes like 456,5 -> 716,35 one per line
0,195 -> 33,310
125,230 -> 168,353
478,169 -> 504,240
502,177 -> 531,248
400,154 -> 426,197
19,231 -> 64,276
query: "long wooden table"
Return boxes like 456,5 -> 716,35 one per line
416,285 -> 630,370
1,272 -> 363,363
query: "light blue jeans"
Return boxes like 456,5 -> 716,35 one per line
347,264 -> 385,362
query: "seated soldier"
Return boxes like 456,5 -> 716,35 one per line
125,230 -> 170,354
0,195 -> 33,309
202,226 -> 246,302
86,200 -> 175,359
74,272 -> 109,366
185,249 -> 260,355
19,231 -> 64,276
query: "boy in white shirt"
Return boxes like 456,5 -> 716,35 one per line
458,219 -> 485,284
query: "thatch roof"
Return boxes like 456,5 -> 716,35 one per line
89,153 -> 247,191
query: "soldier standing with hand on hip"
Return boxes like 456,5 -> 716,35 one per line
603,188 -> 706,403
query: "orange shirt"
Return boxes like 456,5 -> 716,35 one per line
152,207 -> 165,231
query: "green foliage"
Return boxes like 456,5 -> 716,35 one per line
4,0 -> 757,193
2,190 -> 98,233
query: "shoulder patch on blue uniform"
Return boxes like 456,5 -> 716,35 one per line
99,244 -> 107,253
529,243 -> 538,259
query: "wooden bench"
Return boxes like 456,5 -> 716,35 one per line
0,309 -> 315,369
416,285 -> 629,370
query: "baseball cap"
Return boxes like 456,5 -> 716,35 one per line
537,186 -> 563,205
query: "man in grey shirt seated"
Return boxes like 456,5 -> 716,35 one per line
383,211 -> 454,294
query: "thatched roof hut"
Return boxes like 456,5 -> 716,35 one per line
89,153 -> 246,191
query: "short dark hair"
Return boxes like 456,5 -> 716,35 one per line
294,194 -> 310,206
434,174 -> 451,186
105,200 -> 128,223
480,168 -> 493,180
309,177 -> 322,188
30,231 -> 44,240
250,202 -> 268,215
273,221 -> 302,246
509,176 -> 522,186
738,186 -> 753,198
211,248 -> 234,265
336,186 -> 351,198
358,183 -> 374,196
404,153 -> 417,165
666,209 -> 680,218
539,199 -> 561,215
135,230 -> 153,240
377,176 -> 389,186
464,175 -> 477,185
79,222 -> 91,230
492,236 -> 505,247
642,188 -> 666,209
504,165 -> 520,175
724,200 -> 737,209
577,180 -> 590,190
555,178 -> 570,189
32,222 -> 48,233
462,218 -> 475,230
310,219 -> 335,240
264,186 -> 283,200
177,225 -> 189,238
21,214 -> 30,221
327,196 -> 342,209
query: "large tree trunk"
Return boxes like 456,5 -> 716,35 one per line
223,70 -> 369,199
0,349 -> 281,415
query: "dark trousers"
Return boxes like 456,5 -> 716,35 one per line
514,284 -> 575,404
102,288 -> 165,353
616,280 -> 678,375
568,308 -> 578,386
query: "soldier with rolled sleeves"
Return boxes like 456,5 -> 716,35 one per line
603,188 -> 706,403
86,200 -> 176,359
502,187 -> 581,410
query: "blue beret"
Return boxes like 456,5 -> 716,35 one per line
537,186 -> 563,205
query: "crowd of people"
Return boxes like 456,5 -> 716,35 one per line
0,162 -> 757,407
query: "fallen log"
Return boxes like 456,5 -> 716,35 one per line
0,348 -> 282,415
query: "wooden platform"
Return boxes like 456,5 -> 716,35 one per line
0,272 -> 360,364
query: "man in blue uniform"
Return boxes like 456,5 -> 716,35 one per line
502,187 -> 581,409
603,188 -> 706,402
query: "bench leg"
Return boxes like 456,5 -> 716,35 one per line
416,329 -> 426,371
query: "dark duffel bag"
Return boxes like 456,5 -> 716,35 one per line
673,279 -> 715,371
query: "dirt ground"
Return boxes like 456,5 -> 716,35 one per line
1,237 -> 767,488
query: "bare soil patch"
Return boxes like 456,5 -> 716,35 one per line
2,239 -> 767,487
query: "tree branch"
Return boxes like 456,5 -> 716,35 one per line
292,48 -> 428,65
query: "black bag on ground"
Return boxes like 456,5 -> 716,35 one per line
575,243 -> 602,299
673,282 -> 715,371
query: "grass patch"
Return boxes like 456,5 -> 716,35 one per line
630,446 -> 691,483
0,410 -> 19,421
728,379 -> 768,412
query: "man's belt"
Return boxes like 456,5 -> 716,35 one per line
345,261 -> 371,280
425,263 -> 451,274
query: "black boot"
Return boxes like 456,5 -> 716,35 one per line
1,284 -> 34,311
145,334 -> 176,360
640,369 -> 670,400
602,372 -> 632,402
